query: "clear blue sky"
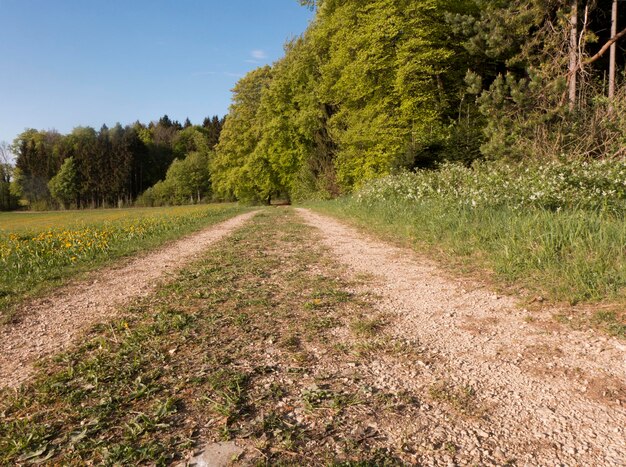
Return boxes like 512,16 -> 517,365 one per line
0,0 -> 313,148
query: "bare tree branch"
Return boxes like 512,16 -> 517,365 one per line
584,27 -> 626,65
577,5 -> 589,74
0,141 -> 13,166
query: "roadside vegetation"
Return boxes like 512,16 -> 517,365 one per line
307,159 -> 626,336
0,209 -> 431,465
208,1 -> 626,203
0,204 -> 245,321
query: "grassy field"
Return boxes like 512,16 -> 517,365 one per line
0,206 -> 228,233
0,204 -> 247,321
0,209 -> 424,465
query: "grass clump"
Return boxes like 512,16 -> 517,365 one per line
428,381 -> 482,417
350,316 -> 385,338
592,310 -> 626,338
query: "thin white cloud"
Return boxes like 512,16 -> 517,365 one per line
192,71 -> 218,77
251,49 -> 267,60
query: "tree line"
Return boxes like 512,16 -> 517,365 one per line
210,0 -> 626,203
6,115 -> 223,210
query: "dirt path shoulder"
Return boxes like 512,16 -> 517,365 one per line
0,211 -> 258,389
297,208 -> 626,466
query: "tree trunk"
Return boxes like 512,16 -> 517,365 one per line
569,0 -> 578,110
609,0 -> 618,112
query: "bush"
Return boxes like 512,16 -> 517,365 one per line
356,158 -> 626,214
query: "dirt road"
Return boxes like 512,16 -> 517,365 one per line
1,207 -> 624,466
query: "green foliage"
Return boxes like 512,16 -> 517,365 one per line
212,0 -> 479,201
48,157 -> 78,209
12,129 -> 60,206
137,150 -> 211,206
12,116 -> 223,210
453,1 -> 626,160
211,66 -> 280,203
0,164 -> 19,211
172,126 -> 210,159
8,167 -> 23,200
310,0 -> 480,184
210,0 -> 626,200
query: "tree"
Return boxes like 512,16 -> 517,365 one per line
211,66 -> 274,202
609,0 -> 618,110
65,127 -> 99,207
569,0 -> 578,110
166,151 -> 211,203
12,129 -> 63,206
0,142 -> 19,210
108,123 -> 134,206
453,0 -> 626,160
136,149 -> 211,206
48,156 -> 78,209
211,0 -> 477,200
0,141 -> 13,165
172,126 -> 210,159
202,115 -> 225,149
254,37 -> 326,201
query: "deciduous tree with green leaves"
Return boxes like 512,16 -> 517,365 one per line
212,0 -> 479,201
48,156 -> 78,209
211,66 -> 278,203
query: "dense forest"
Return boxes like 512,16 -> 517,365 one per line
2,116 -> 223,210
3,0 -> 625,210
212,0 -> 626,203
